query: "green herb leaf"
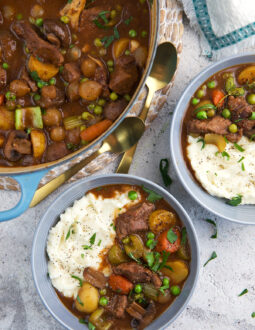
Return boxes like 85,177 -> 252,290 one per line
205,219 -> 217,239
147,239 -> 158,250
98,239 -> 102,246
203,251 -> 217,267
224,136 -> 229,144
234,142 -> 245,152
241,162 -> 245,171
90,233 -> 96,246
145,252 -> 155,267
101,35 -> 115,48
221,151 -> 230,160
238,288 -> 248,297
159,159 -> 172,187
128,252 -> 142,264
142,186 -> 162,203
167,228 -> 177,244
124,16 -> 133,25
151,252 -> 161,272
88,322 -> 96,330
71,275 -> 83,287
226,194 -> 242,206
181,227 -> 187,245
82,245 -> 92,250
79,318 -> 86,324
158,251 -> 170,271
194,104 -> 216,113
159,284 -> 169,294
76,295 -> 84,306
164,265 -> 174,271
238,156 -> 245,163
197,138 -> 205,150
113,26 -> 119,39
250,134 -> 255,141
65,226 -> 72,240
251,312 -> 255,318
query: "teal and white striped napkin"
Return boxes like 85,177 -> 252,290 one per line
181,0 -> 255,59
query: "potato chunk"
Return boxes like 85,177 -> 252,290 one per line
28,56 -> 59,81
31,130 -> 46,158
0,106 -> 15,130
238,65 -> 255,84
149,210 -> 177,234
161,260 -> 189,284
75,282 -> 99,313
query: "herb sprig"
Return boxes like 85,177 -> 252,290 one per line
159,159 -> 172,187
203,251 -> 217,267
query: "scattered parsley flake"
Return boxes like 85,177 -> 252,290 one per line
197,138 -> 205,150
221,151 -> 230,160
98,239 -> 102,246
167,228 -> 177,244
76,295 -> 84,306
142,186 -> 162,203
145,252 -> 154,267
238,156 -> 245,163
128,252 -> 142,264
241,162 -> 245,171
71,275 -> 83,287
251,312 -> 255,318
159,159 -> 172,187
238,288 -> 248,297
203,251 -> 217,267
234,142 -> 245,152
205,219 -> 217,239
226,194 -> 242,206
181,227 -> 187,245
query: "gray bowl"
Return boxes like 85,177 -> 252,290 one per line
31,174 -> 199,330
170,53 -> 255,225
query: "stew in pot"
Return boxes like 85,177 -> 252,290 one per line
0,0 -> 150,167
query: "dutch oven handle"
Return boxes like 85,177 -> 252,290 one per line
0,169 -> 49,222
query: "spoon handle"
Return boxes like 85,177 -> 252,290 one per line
116,87 -> 154,174
29,149 -> 101,207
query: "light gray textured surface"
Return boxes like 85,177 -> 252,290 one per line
0,18 -> 255,330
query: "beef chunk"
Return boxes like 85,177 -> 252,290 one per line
43,19 -> 71,48
94,61 -> 109,97
139,301 -> 156,329
65,127 -> 81,145
62,63 -> 81,83
113,262 -> 162,288
0,31 -> 17,62
104,99 -> 128,121
83,267 -> 107,289
11,21 -> 64,66
19,66 -> 38,92
116,202 -> 155,240
126,301 -> 146,320
187,116 -> 231,135
228,96 -> 253,121
46,141 -> 69,162
225,128 -> 243,143
0,67 -> 7,89
4,131 -> 31,161
105,295 -> 128,319
237,119 -> 255,132
244,128 -> 255,139
37,85 -> 65,108
109,55 -> 139,95
80,6 -> 110,33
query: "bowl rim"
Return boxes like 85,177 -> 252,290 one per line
170,52 -> 255,225
31,173 -> 200,330
0,0 -> 159,175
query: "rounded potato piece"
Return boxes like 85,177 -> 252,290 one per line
238,65 -> 255,85
28,56 -> 59,81
161,260 -> 189,284
79,80 -> 102,101
113,38 -> 129,59
31,130 -> 46,158
204,134 -> 226,152
75,282 -> 99,313
149,210 -> 177,234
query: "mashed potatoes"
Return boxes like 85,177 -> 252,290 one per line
47,190 -> 140,298
187,135 -> 255,204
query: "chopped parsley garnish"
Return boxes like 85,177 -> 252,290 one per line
101,35 -> 114,48
76,295 -> 84,306
71,275 -> 83,287
79,318 -> 86,324
250,134 -> 255,141
145,252 -> 154,267
88,322 -> 96,330
241,162 -> 245,171
65,225 -> 72,240
205,219 -> 217,239
167,228 -> 177,244
224,136 -> 229,144
221,151 -> 230,160
159,283 -> 169,294
113,26 -> 119,39
238,288 -> 248,297
226,194 -> 242,206
151,252 -> 161,272
142,186 -> 162,203
234,142 -> 245,152
81,253 -> 84,258
98,239 -> 102,246
251,312 -> 255,318
82,233 -> 96,250
79,319 -> 95,330
158,251 -> 170,271
238,156 -> 245,163
128,252 -> 142,264
159,159 -> 172,187
124,16 -> 133,25
93,10 -> 110,29
197,138 -> 205,150
203,251 -> 217,267
181,227 -> 187,245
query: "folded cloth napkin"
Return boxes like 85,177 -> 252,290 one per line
181,0 -> 255,59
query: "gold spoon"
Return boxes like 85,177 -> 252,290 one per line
116,42 -> 177,173
29,117 -> 145,207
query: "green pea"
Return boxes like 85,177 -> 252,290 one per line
228,123 -> 238,133
80,77 -> 89,83
163,278 -> 170,287
94,38 -> 103,47
99,297 -> 108,306
108,67 -> 114,73
59,66 -> 64,73
88,104 -> 95,111
207,80 -> 216,89
125,50 -> 131,55
98,99 -> 106,106
141,30 -> 147,38
110,10 -> 117,19
122,237 -> 130,244
207,109 -> 215,118
124,94 -> 131,101
16,13 -> 23,20
222,108 -> 231,119
134,284 -> 142,293
94,105 -> 103,115
35,18 -> 43,27
147,232 -> 155,239
2,62 -> 9,70
196,111 -> 207,120
170,285 -> 181,296
107,60 -> 114,67
99,289 -> 107,296
60,16 -> 70,24
249,112 -> 255,120
80,125 -> 86,131
128,190 -> 138,200
82,111 -> 93,120
129,29 -> 137,38
196,89 -> 205,99
5,91 -> 15,100
247,94 -> 255,105
34,94 -> 41,101
49,78 -> 56,85
110,92 -> 118,101
146,239 -> 154,248
191,98 -> 200,105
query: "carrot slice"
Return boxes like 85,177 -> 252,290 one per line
156,227 -> 181,253
212,89 -> 225,107
80,119 -> 112,142
0,95 -> 4,106
108,274 -> 133,295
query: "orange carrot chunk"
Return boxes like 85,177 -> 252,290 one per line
212,89 -> 225,107
156,227 -> 181,253
108,274 -> 133,295
80,119 -> 112,142
0,95 -> 4,106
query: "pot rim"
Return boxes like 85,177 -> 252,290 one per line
0,1 -> 159,175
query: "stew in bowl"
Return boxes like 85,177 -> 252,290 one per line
0,0 -> 151,167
